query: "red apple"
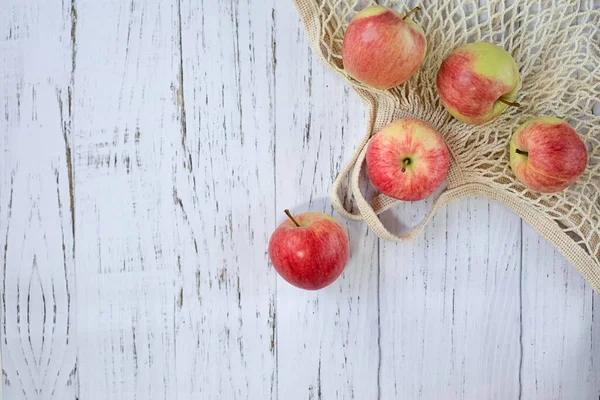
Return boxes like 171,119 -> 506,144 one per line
342,5 -> 426,90
366,118 -> 450,201
268,210 -> 349,290
436,42 -> 520,125
510,117 -> 587,193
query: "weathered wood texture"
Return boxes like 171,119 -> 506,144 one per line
0,1 -> 77,399
175,0 -> 277,397
275,2 -> 379,399
379,199 -> 522,399
72,1 -> 181,398
1,0 -> 599,399
521,224 -> 600,399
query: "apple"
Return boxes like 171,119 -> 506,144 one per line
268,210 -> 349,290
436,42 -> 521,125
342,5 -> 426,90
509,117 -> 587,193
366,118 -> 450,201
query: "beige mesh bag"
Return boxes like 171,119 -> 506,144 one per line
292,0 -> 600,292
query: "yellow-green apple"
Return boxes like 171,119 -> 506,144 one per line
366,118 -> 450,201
510,117 -> 587,193
342,6 -> 426,90
436,42 -> 520,125
268,210 -> 349,290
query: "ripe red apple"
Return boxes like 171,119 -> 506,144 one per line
268,210 -> 349,290
436,42 -> 520,125
366,118 -> 450,201
342,5 -> 426,90
510,117 -> 587,193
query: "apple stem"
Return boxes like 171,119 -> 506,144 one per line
515,149 -> 529,156
499,97 -> 520,107
284,209 -> 301,227
402,6 -> 420,20
401,158 -> 411,173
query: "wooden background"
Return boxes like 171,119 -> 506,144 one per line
1,0 -> 599,398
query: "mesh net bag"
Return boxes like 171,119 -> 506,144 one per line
292,0 -> 600,292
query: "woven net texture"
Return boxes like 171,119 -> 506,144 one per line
292,0 -> 600,292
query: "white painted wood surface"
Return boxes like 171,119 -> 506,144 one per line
1,1 -> 599,399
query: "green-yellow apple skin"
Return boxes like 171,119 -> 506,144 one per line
510,117 -> 587,193
436,42 -> 520,125
342,5 -> 426,90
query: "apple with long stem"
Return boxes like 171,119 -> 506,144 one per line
342,5 -> 426,90
436,42 -> 521,125
510,117 -> 587,193
268,210 -> 349,290
366,118 -> 450,201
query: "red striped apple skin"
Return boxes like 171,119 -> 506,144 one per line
510,117 -> 587,193
342,6 -> 426,90
366,118 -> 450,201
268,212 -> 349,290
436,42 -> 520,125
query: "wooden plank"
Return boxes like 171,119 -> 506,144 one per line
520,224 -> 600,399
173,0 -> 277,397
0,1 -> 78,398
275,2 -> 380,399
72,1 -> 180,398
379,198 -> 522,399
3,1 -> 598,398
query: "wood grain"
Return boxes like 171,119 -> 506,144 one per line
0,0 -> 77,399
521,224 -> 600,399
274,2 -> 379,399
174,0 -> 277,397
72,1 -> 180,397
1,1 -> 600,399
379,198 -> 522,399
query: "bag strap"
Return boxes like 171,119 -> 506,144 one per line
349,143 -> 454,241
329,94 -> 378,220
